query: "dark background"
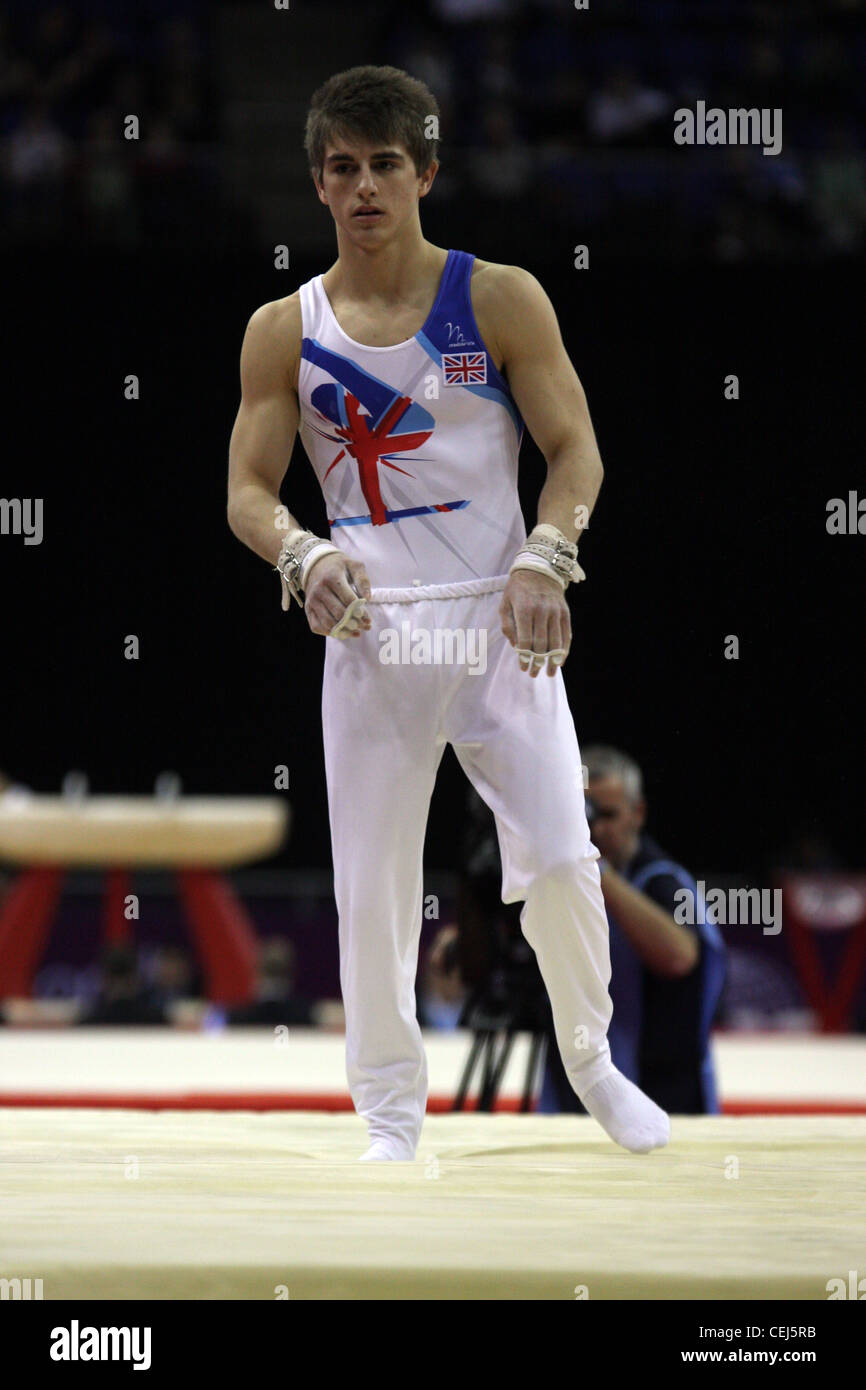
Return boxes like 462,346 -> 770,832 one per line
1,0 -> 863,910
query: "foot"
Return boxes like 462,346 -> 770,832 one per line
358,1139 -> 415,1162
580,1069 -> 670,1153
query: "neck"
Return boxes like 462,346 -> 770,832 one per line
329,221 -> 439,303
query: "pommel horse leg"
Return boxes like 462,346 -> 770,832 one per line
104,869 -> 132,946
176,869 -> 258,1005
0,867 -> 65,997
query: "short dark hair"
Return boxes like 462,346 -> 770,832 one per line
304,65 -> 440,183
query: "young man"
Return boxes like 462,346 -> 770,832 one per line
227,65 -> 670,1160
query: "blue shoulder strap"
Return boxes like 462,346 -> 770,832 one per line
416,249 -> 523,440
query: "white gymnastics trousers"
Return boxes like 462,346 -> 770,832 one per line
321,576 -> 614,1157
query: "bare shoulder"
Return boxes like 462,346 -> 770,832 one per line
469,260 -> 555,365
471,258 -> 544,297
242,291 -> 303,392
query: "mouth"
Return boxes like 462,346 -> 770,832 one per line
353,206 -> 385,221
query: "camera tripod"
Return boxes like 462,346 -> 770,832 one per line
452,959 -> 552,1113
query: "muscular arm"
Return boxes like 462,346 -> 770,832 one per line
227,297 -> 372,636
494,264 -> 604,542
227,298 -> 301,565
477,264 -> 604,675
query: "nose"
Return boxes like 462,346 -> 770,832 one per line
356,165 -> 379,196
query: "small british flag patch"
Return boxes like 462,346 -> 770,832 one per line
442,351 -> 487,386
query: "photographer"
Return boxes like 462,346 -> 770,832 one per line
431,746 -> 725,1115
538,745 -> 726,1115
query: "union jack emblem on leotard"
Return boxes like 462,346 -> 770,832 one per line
442,351 -> 487,386
300,336 -> 479,529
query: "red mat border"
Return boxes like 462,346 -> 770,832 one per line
2,1092 -> 865,1115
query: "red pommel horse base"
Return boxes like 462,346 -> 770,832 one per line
0,795 -> 289,1005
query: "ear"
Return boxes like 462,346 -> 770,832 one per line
419,160 -> 439,198
312,170 -> 328,205
633,798 -> 647,830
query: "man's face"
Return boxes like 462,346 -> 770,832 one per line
587,774 -> 645,870
314,136 -> 437,242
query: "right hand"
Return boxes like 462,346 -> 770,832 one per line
303,552 -> 372,639
426,924 -> 465,1001
499,567 -> 571,677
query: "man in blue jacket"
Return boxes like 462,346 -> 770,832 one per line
537,745 -> 727,1114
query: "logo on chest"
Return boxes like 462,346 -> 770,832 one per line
301,337 -> 469,528
445,321 -> 474,348
442,351 -> 488,386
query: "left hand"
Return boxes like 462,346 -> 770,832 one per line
499,568 -> 572,677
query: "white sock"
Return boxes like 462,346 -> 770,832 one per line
580,1069 -> 670,1153
358,1139 -> 415,1162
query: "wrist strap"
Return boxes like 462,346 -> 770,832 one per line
509,555 -> 569,590
275,529 -> 340,611
509,523 -> 586,589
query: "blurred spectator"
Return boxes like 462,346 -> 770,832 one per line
5,96 -> 69,238
395,28 -> 459,200
708,145 -> 811,261
393,3 -> 862,265
7,95 -> 67,180
228,936 -> 314,1026
76,107 -> 138,245
78,943 -> 167,1026
1,5 -> 861,259
149,944 -> 201,1010
477,26 -> 516,106
400,27 -> 456,124
586,65 -> 671,146
716,948 -> 811,1031
465,101 -> 532,199
0,6 -> 222,249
